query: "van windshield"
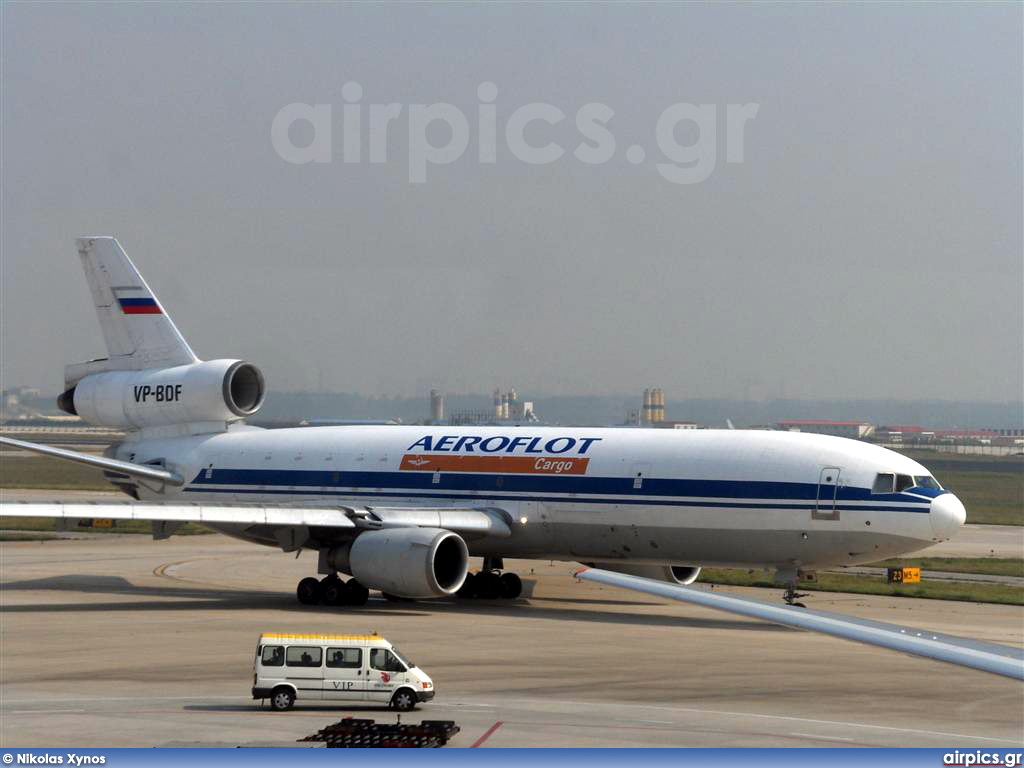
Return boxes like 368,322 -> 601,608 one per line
391,647 -> 414,669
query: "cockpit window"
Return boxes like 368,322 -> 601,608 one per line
871,473 -> 895,494
895,474 -> 915,492
914,475 -> 942,490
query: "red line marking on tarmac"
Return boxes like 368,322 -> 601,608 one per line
470,720 -> 503,748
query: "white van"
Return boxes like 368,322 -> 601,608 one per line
252,632 -> 434,712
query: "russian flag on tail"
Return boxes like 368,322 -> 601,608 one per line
118,297 -> 161,315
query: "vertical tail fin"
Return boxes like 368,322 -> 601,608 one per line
67,237 -> 198,384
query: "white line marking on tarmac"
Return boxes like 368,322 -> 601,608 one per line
1,695 -> 240,704
790,732 -> 854,742
6,709 -> 86,715
489,696 -> 1024,745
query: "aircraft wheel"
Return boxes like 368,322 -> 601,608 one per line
346,580 -> 369,606
476,571 -> 501,600
457,572 -> 477,599
296,576 -> 322,605
322,576 -> 346,606
499,572 -> 522,599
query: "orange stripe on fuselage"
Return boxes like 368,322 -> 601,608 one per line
400,454 -> 589,475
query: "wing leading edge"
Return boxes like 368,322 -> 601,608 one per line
575,567 -> 1024,681
0,436 -> 183,486
0,502 -> 511,539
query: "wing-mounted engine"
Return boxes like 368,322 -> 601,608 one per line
58,359 -> 265,430
325,528 -> 469,599
587,562 -> 702,585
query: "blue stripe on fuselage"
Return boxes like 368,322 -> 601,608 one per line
185,468 -> 936,512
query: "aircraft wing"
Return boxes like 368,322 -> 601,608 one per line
575,567 -> 1024,681
0,501 -> 511,539
0,435 -> 183,486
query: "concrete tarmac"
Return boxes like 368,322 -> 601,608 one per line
1,532 -> 1022,748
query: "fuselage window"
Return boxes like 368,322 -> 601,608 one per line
895,474 -> 915,492
914,475 -> 942,490
871,473 -> 894,494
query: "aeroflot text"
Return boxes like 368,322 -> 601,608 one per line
407,436 -> 601,455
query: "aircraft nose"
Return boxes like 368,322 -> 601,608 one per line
930,493 -> 966,540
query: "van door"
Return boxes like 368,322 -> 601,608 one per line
323,647 -> 366,702
366,648 -> 406,704
284,645 -> 324,700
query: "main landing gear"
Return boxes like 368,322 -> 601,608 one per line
457,557 -> 523,600
296,575 -> 370,607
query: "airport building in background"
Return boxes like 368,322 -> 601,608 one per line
628,388 -> 701,429
777,420 -> 875,439
440,388 -> 538,426
429,389 -> 444,423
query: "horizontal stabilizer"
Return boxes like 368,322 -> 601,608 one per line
0,436 -> 183,486
576,567 -> 1024,681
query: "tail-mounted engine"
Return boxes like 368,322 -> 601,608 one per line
58,359 -> 265,430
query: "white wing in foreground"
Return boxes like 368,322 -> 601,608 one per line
576,567 -> 1024,681
0,502 -> 511,539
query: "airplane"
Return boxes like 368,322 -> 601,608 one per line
5,237 -> 1010,679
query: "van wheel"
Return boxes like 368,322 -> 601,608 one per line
270,687 -> 295,711
296,577 -> 322,605
391,688 -> 417,712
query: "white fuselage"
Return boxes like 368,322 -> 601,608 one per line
115,424 -> 959,571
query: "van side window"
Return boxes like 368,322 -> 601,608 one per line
286,646 -> 322,668
261,645 -> 284,666
370,648 -> 404,672
326,647 -> 362,669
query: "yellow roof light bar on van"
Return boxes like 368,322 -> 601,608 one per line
259,632 -> 385,644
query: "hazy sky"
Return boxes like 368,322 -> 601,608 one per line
2,3 -> 1021,402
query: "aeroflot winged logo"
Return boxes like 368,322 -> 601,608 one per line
400,435 -> 602,476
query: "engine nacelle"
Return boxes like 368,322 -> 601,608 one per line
59,359 -> 265,429
331,528 -> 469,599
589,562 -> 702,585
